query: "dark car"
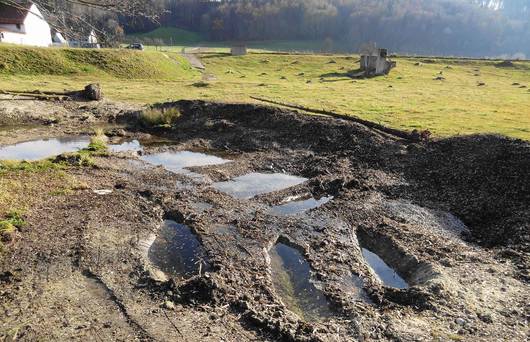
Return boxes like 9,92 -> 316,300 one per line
125,43 -> 144,50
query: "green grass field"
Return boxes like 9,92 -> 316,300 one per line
126,27 -> 329,53
0,44 -> 194,79
0,44 -> 529,139
127,27 -> 207,46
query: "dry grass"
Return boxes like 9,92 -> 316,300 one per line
140,107 -> 182,127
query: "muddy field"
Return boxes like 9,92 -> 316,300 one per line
0,97 -> 529,341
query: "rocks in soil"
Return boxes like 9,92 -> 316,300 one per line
162,300 -> 176,310
83,83 -> 103,101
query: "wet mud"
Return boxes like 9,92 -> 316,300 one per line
0,98 -> 529,341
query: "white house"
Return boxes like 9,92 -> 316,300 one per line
0,2 -> 52,47
68,29 -> 100,49
51,29 -> 68,46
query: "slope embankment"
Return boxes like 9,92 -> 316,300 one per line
0,44 -> 194,79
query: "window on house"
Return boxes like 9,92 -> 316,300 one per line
16,24 -> 21,30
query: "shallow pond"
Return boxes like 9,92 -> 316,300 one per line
213,173 -> 307,199
270,242 -> 333,322
0,136 -> 90,161
271,196 -> 333,216
361,248 -> 408,289
109,139 -> 143,153
140,151 -> 229,175
148,220 -> 211,278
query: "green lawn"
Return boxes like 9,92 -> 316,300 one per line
1,44 -> 529,140
126,27 -> 329,53
127,27 -> 207,46
0,44 -> 195,79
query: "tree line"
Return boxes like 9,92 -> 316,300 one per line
21,0 -> 530,57
137,0 -> 530,57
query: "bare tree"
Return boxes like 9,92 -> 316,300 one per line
0,0 -> 163,45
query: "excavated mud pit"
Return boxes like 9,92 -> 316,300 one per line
360,248 -> 408,289
148,220 -> 211,278
1,100 -> 529,341
269,241 -> 334,322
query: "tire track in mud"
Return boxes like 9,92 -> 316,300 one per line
1,99 -> 529,341
81,269 -> 156,341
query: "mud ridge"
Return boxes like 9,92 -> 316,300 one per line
80,271 -> 155,341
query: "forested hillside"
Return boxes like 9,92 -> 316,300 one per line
33,0 -> 530,57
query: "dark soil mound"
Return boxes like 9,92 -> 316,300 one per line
403,135 -> 529,251
159,100 -> 401,163
155,101 -> 530,255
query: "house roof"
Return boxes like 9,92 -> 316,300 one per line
0,27 -> 23,33
0,1 -> 33,25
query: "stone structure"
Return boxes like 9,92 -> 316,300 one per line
231,44 -> 247,56
359,43 -> 396,76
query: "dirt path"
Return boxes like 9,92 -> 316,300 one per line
182,53 -> 206,70
0,99 -> 528,341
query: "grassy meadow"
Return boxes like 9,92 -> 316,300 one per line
0,44 -> 529,139
126,27 -> 328,53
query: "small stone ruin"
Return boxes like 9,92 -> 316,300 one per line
356,43 -> 396,77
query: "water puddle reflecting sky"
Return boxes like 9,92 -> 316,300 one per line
140,151 -> 229,175
271,196 -> 333,216
0,137 -> 90,161
270,242 -> 333,322
361,248 -> 408,289
109,139 -> 143,153
148,220 -> 211,278
213,173 -> 307,199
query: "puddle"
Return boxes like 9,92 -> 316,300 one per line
148,220 -> 211,278
0,136 -> 90,161
271,196 -> 333,216
213,173 -> 307,199
270,242 -> 333,322
361,248 -> 409,289
109,139 -> 143,153
140,151 -> 229,176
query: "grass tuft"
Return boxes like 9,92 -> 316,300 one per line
0,160 -> 61,173
0,210 -> 25,248
5,210 -> 26,228
140,107 -> 181,127
86,131 -> 109,154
